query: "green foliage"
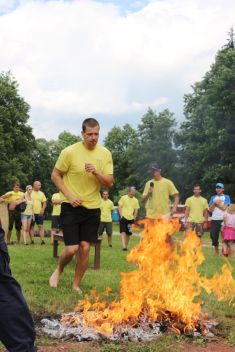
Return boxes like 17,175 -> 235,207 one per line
175,40 -> 235,200
0,72 -> 35,192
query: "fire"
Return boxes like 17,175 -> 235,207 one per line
62,219 -> 235,335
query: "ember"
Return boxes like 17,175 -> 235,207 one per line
42,219 -> 235,341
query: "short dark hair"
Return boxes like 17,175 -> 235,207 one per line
82,118 -> 100,132
193,184 -> 201,189
13,182 -> 20,187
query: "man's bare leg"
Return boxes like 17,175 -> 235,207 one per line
16,230 -> 21,244
108,234 -> 112,247
38,224 -> 45,243
7,230 -> 12,244
49,244 -> 79,288
121,232 -> 130,250
73,241 -> 90,292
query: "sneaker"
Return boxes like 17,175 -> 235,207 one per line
31,241 -> 34,245
41,240 -> 46,245
109,244 -> 112,247
122,248 -> 127,251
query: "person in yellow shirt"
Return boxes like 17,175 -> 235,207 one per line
185,184 -> 208,238
98,190 -> 115,247
0,182 -> 24,244
30,181 -> 47,245
118,187 -> 140,251
142,164 -> 179,219
49,118 -> 113,293
51,192 -> 62,244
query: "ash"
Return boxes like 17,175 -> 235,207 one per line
41,313 -> 219,342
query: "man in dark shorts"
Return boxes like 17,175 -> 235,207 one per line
118,187 -> 140,251
49,118 -> 113,293
30,181 -> 47,245
0,182 -> 24,244
0,225 -> 36,351
98,190 -> 115,247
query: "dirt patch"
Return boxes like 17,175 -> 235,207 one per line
37,340 -> 235,352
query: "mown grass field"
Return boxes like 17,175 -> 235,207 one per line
1,221 -> 235,351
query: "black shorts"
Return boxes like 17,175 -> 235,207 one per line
119,217 -> 134,235
98,222 -> 113,236
8,210 -> 22,231
60,203 -> 101,246
51,215 -> 61,229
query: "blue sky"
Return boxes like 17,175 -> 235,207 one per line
0,0 -> 234,141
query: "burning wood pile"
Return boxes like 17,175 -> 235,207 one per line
42,219 -> 235,342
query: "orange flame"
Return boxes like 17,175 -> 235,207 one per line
65,219 -> 235,335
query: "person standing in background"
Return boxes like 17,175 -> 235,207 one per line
98,190 -> 115,247
0,182 -> 24,244
30,180 -> 47,245
21,185 -> 34,245
51,192 -> 62,244
118,187 -> 140,251
209,183 -> 230,255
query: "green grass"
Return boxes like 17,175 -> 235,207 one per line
3,222 -> 235,351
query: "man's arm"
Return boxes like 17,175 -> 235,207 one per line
133,208 -> 139,221
171,194 -> 179,214
84,163 -> 113,188
51,167 -> 83,207
40,201 -> 47,216
184,206 -> 190,223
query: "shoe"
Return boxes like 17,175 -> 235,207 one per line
31,241 -> 34,245
109,244 -> 112,247
122,248 -> 127,251
41,240 -> 46,245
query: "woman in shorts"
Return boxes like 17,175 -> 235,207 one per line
21,185 -> 34,245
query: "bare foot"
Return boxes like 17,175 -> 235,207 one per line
49,269 -> 61,288
73,286 -> 83,295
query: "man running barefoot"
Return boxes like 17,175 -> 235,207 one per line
49,118 -> 113,293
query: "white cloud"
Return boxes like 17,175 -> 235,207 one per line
0,0 -> 234,139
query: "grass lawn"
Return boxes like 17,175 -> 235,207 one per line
1,221 -> 235,351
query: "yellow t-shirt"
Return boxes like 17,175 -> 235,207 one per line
118,195 -> 140,220
185,196 -> 208,223
143,178 -> 178,219
4,191 -> 24,203
31,190 -> 47,214
52,193 -> 61,216
55,142 -> 113,209
100,199 -> 115,222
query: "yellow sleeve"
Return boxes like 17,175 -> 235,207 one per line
185,198 -> 190,207
135,199 -> 140,209
118,197 -> 124,207
41,192 -> 47,202
204,199 -> 209,210
55,148 -> 70,173
103,151 -> 113,175
111,201 -> 115,210
168,180 -> 179,196
142,181 -> 149,196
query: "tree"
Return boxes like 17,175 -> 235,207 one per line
104,124 -> 138,197
133,108 -> 178,190
176,31 -> 235,200
0,72 -> 35,192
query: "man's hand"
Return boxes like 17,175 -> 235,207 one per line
40,210 -> 44,216
67,195 -> 83,207
170,205 -> 177,215
85,163 -> 96,174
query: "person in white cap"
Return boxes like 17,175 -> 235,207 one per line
208,183 -> 231,255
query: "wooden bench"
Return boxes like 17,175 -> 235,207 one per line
53,233 -> 102,270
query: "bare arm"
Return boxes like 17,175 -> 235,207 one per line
133,209 -> 138,221
184,206 -> 190,222
171,194 -> 179,214
118,206 -> 122,218
51,167 -> 83,207
52,199 -> 61,205
209,199 -> 227,212
84,163 -> 114,188
40,201 -> 47,215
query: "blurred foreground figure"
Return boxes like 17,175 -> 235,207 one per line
0,226 -> 36,352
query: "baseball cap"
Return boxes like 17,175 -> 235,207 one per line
216,182 -> 224,189
150,163 -> 161,171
